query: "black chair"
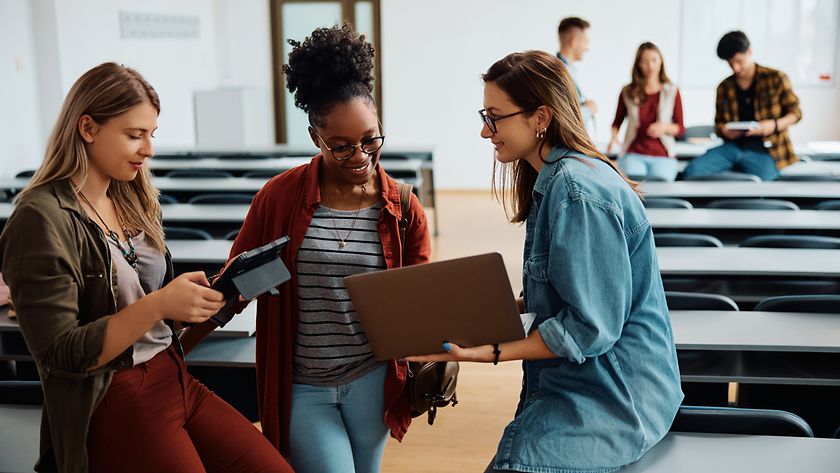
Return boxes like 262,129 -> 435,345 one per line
684,172 -> 761,182
814,200 -> 840,211
665,291 -> 739,311
158,194 -> 179,205
627,174 -> 668,183
670,405 -> 814,437
243,170 -> 283,179
0,190 -> 7,203
166,170 -> 234,179
0,380 -> 43,405
739,235 -> 840,249
187,193 -> 254,205
679,125 -> 716,141
643,198 -> 693,209
163,227 -> 213,240
706,198 -> 800,211
753,295 -> 840,313
777,174 -> 840,182
655,233 -> 723,248
224,230 -> 240,241
15,170 -> 36,178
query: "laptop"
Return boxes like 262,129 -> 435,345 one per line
344,252 -> 526,360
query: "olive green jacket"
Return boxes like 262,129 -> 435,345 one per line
0,179 -> 177,473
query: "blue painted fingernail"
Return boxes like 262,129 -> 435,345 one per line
442,342 -> 452,352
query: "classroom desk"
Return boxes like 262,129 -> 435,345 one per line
648,207 -> 840,243
671,310 -> 840,387
639,181 -> 840,201
620,433 -> 840,473
149,156 -> 424,175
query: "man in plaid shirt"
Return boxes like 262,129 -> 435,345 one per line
684,31 -> 802,181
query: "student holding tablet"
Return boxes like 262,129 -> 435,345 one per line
407,50 -> 683,472
683,31 -> 802,181
609,42 -> 685,182
0,63 -> 291,473
181,24 -> 431,473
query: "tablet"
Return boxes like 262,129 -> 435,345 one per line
209,236 -> 291,327
724,121 -> 759,131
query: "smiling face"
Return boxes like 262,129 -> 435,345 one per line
309,97 -> 381,188
480,81 -> 540,165
79,101 -> 157,183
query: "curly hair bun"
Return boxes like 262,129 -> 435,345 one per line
283,23 -> 375,117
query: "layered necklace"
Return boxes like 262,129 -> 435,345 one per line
323,184 -> 367,249
77,191 -> 139,271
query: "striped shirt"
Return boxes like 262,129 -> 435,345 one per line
293,201 -> 386,386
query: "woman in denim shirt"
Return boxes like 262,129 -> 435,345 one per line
407,50 -> 683,472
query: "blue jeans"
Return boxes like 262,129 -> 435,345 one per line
289,363 -> 389,473
617,153 -> 679,181
683,142 -> 780,181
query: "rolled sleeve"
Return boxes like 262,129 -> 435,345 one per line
537,199 -> 633,363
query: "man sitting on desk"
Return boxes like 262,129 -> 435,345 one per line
683,31 -> 802,181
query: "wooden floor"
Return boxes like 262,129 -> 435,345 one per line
381,190 -> 527,472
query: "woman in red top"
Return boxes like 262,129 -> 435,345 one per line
182,24 -> 430,473
608,42 -> 685,181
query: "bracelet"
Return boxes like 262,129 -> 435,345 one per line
492,343 -> 501,365
774,119 -> 779,134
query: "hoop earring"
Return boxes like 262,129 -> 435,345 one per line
536,127 -> 547,141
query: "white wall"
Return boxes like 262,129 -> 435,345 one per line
381,0 -> 840,189
0,0 -> 45,176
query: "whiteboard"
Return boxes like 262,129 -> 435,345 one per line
679,0 -> 839,88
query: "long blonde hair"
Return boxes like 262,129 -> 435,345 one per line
17,62 -> 165,252
484,50 -> 640,223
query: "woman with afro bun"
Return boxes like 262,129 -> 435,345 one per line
181,24 -> 431,473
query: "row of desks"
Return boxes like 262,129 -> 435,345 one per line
2,204 -> 839,232
3,308 -> 840,387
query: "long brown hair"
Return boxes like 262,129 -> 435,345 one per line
484,50 -> 640,223
17,62 -> 166,252
624,42 -> 671,105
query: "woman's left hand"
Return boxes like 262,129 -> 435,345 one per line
404,342 -> 493,363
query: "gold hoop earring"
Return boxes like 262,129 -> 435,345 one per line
536,128 -> 547,141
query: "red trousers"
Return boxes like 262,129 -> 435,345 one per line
87,345 -> 293,473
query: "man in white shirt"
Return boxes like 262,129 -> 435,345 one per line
557,17 -> 597,136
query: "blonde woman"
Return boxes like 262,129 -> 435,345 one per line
0,63 -> 292,473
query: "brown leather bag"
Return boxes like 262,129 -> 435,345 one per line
396,183 -> 459,425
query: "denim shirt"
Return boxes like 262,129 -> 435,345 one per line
492,147 -> 683,473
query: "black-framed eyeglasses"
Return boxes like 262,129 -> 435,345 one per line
479,109 -> 527,134
310,127 -> 385,161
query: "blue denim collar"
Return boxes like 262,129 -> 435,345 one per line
533,146 -> 572,196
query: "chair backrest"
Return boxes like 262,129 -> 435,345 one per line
628,174 -> 668,183
224,229 -> 240,241
665,291 -> 739,311
187,193 -> 254,205
814,200 -> 840,211
158,194 -> 179,205
739,235 -> 840,249
166,170 -> 234,179
684,171 -> 761,182
163,226 -> 214,240
706,198 -> 800,211
655,233 -> 723,248
15,170 -> 36,178
643,197 -> 694,209
754,295 -> 840,313
681,125 -> 716,140
0,380 -> 43,405
242,170 -> 283,179
671,405 -> 814,437
777,174 -> 840,182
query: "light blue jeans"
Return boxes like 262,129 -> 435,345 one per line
289,363 -> 389,473
617,153 -> 680,181
683,141 -> 780,181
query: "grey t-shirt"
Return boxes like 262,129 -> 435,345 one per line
106,231 -> 171,366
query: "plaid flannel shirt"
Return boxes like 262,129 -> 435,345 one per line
714,64 -> 802,168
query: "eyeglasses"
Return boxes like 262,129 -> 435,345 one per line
479,109 -> 527,134
310,127 -> 385,161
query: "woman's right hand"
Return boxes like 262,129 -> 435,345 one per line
151,272 -> 227,324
